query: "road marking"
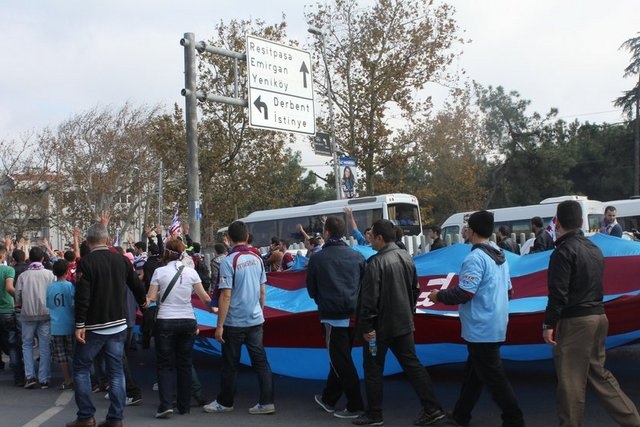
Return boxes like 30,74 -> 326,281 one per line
22,390 -> 74,427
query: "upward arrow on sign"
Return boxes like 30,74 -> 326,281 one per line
300,61 -> 309,88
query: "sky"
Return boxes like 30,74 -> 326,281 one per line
1,0 -> 639,172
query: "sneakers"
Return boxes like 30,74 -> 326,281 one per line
126,396 -> 142,406
104,393 -> 141,406
314,394 -> 335,413
40,382 -> 50,389
203,400 -> 234,413
24,377 -> 38,389
352,415 -> 384,426
335,409 -> 363,419
414,409 -> 446,426
249,403 -> 275,415
155,408 -> 173,419
57,382 -> 74,391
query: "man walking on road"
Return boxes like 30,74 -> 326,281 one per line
544,200 -> 640,427
307,215 -> 365,419
354,219 -> 445,426
66,221 -> 147,427
428,210 -> 525,427
204,220 -> 275,415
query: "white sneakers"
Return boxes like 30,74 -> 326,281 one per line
249,403 -> 276,414
203,400 -> 234,413
203,400 -> 275,414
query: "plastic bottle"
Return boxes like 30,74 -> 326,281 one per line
368,337 -> 377,357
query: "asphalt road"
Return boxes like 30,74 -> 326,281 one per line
1,341 -> 638,426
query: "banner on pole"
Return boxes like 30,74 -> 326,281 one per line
339,157 -> 358,199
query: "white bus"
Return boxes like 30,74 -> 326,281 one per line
220,193 -> 423,249
604,198 -> 640,234
440,195 -> 605,245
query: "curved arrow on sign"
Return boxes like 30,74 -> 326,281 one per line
254,95 -> 268,120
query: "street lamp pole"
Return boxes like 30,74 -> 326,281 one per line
308,26 -> 341,200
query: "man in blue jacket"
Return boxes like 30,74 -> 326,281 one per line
307,216 -> 365,419
428,210 -> 524,427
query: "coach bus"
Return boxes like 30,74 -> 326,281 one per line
440,195 -> 605,245
219,193 -> 423,249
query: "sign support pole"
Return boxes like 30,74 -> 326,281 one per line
183,32 -> 201,242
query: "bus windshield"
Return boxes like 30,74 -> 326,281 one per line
388,203 -> 421,237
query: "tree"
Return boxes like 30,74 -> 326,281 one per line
305,0 -> 463,195
389,88 -> 489,224
49,104 -> 163,240
567,122 -> 635,201
0,131 -> 57,240
614,33 -> 640,195
476,85 -> 563,208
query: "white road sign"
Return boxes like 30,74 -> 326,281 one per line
246,35 -> 315,135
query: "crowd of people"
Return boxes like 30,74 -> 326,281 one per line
0,201 -> 638,427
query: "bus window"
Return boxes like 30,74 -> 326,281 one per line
588,214 -> 604,233
618,215 -> 640,232
350,209 -> 382,235
442,225 -> 460,244
248,221 -> 277,249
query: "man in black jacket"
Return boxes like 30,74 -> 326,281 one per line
354,219 -> 444,426
529,216 -> 554,253
543,200 -> 640,426
497,225 -> 520,255
307,216 -> 365,419
67,222 -> 147,427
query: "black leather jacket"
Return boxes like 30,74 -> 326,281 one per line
357,243 -> 419,340
544,230 -> 605,327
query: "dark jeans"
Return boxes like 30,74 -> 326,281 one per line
217,324 -> 273,408
155,318 -> 197,413
452,342 -> 524,427
0,312 -> 24,383
320,324 -> 364,412
363,332 -> 441,421
123,327 -> 141,399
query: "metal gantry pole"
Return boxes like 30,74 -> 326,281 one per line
183,32 -> 201,242
158,160 -> 163,227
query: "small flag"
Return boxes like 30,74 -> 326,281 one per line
114,227 -> 121,247
169,207 -> 181,235
545,216 -> 557,241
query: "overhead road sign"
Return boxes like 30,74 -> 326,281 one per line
246,35 -> 316,135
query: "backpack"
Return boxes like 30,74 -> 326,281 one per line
193,254 -> 211,291
210,251 -> 262,308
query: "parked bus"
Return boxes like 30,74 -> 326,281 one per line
218,193 -> 423,249
440,195 -> 605,245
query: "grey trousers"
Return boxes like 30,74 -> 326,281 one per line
554,314 -> 640,427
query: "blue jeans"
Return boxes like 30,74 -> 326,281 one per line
155,318 -> 197,413
217,324 -> 274,407
0,313 -> 24,383
20,319 -> 51,383
73,330 -> 127,421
